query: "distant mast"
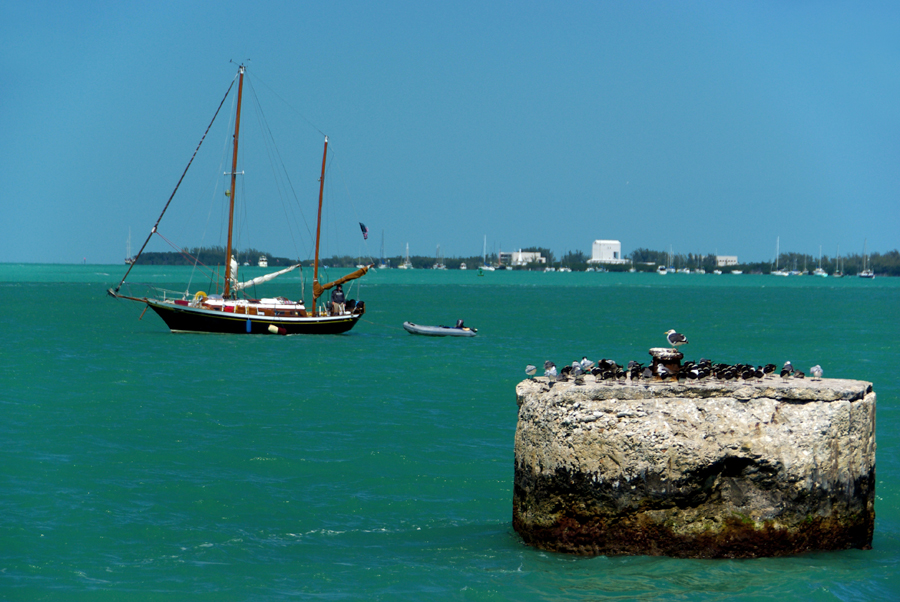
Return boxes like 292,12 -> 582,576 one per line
223,64 -> 244,299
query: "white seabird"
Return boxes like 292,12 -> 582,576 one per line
665,329 -> 688,348
525,364 -> 537,377
810,365 -> 823,380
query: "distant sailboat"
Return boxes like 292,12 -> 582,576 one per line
433,244 -> 447,270
481,236 -> 495,271
813,246 -> 827,277
398,243 -> 413,269
124,228 -> 135,265
378,230 -> 388,269
772,237 -> 789,276
859,239 -> 874,278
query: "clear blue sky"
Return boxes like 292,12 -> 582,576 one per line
4,1 -> 898,264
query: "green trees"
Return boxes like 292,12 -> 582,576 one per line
132,245 -> 900,275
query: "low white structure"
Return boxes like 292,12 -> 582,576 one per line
502,250 -> 546,266
716,255 -> 739,267
589,240 -> 627,264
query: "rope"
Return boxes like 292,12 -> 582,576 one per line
247,69 -> 326,138
360,317 -> 406,332
113,71 -> 239,294
322,145 -> 377,266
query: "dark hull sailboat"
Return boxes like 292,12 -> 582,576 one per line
146,299 -> 361,335
108,65 -> 371,334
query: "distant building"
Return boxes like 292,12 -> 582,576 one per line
501,250 -> 546,266
589,240 -> 627,264
716,255 -> 738,267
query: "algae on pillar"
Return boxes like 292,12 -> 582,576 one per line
512,376 -> 876,558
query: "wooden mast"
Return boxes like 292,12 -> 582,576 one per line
223,64 -> 244,298
312,136 -> 328,313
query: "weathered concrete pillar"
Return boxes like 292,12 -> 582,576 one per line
649,347 -> 683,377
513,376 -> 875,558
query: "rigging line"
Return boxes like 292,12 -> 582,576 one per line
247,69 -> 326,138
328,145 -> 376,265
154,230 -> 219,281
245,78 -> 314,260
112,71 -> 239,295
360,317 -> 405,332
192,99 -> 235,293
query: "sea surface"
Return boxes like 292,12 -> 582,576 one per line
2,264 -> 899,601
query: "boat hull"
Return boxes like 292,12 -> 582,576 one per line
402,322 -> 476,337
147,300 -> 361,334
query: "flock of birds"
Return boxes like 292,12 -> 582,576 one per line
524,330 -> 824,385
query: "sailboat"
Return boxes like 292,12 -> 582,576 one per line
433,245 -> 447,270
834,245 -> 844,278
378,231 -> 389,269
772,237 -> 789,276
398,243 -> 413,269
813,246 -> 827,277
859,239 -> 874,278
108,65 -> 371,334
481,236 -> 495,271
124,228 -> 135,265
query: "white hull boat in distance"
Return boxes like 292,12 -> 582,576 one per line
108,64 -> 371,335
859,240 -> 874,278
403,322 -> 477,337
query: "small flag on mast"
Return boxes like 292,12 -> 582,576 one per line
359,222 -> 369,240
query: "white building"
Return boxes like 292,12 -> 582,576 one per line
501,250 -> 546,266
716,255 -> 739,267
589,240 -> 627,264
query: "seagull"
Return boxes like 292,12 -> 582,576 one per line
780,361 -> 793,379
580,357 -> 594,371
810,365 -> 823,380
543,361 -> 557,378
525,364 -> 537,377
665,329 -> 688,348
658,365 -> 671,380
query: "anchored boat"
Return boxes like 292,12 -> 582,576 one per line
108,64 -> 371,334
403,321 -> 477,337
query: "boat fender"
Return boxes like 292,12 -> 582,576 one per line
246,319 -> 252,333
267,325 -> 287,335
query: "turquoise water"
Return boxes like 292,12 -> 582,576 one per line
2,265 -> 899,600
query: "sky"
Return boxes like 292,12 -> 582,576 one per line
3,1 -> 899,265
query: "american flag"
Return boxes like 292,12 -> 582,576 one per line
359,222 -> 368,240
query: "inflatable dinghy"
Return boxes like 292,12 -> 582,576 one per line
403,321 -> 477,337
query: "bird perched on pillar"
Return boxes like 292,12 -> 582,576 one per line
780,361 -> 793,379
658,365 -> 671,380
665,329 -> 688,348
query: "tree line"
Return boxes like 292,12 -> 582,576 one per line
135,246 -> 900,276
